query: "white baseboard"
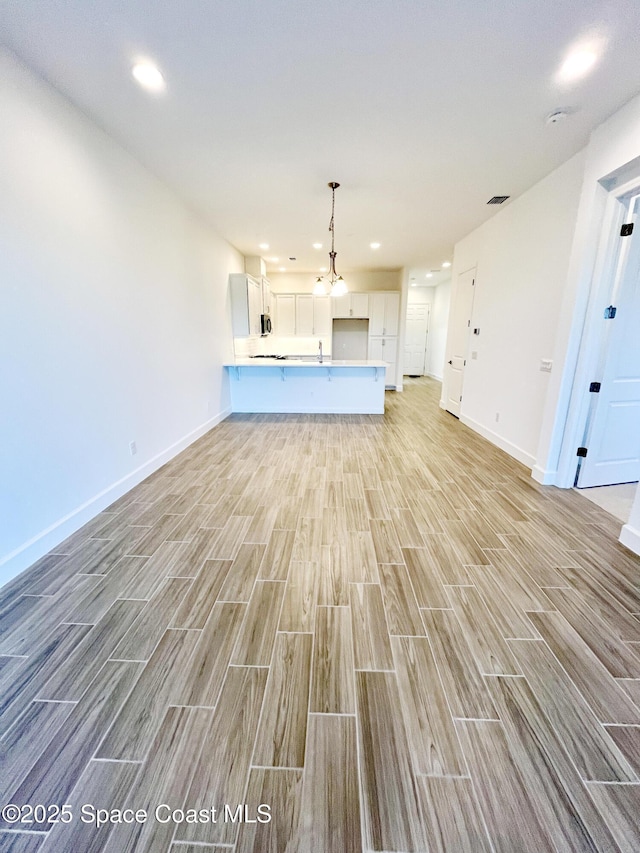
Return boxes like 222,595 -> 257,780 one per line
459,414 -> 535,470
531,464 -> 559,485
0,407 -> 232,587
427,372 -> 443,382
619,522 -> 640,557
231,405 -> 385,414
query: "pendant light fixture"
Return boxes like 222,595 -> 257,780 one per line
313,182 -> 348,297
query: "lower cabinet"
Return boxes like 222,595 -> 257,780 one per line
368,335 -> 398,387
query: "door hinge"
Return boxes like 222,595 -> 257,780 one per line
459,395 -> 462,402
620,222 -> 634,236
589,381 -> 601,393
604,305 -> 617,319
472,279 -> 475,286
467,320 -> 470,327
577,446 -> 588,458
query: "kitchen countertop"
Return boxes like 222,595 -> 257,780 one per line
225,358 -> 387,368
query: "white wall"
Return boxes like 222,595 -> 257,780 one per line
269,269 -> 402,293
407,286 -> 435,305
0,49 -> 243,584
443,151 -> 586,467
534,91 -> 640,491
428,280 -> 451,381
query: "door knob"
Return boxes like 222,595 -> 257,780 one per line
448,360 -> 452,365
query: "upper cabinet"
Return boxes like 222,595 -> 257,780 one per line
332,292 -> 369,319
274,294 -> 296,335
230,273 -> 263,337
369,292 -> 400,337
243,256 -> 271,314
295,295 -> 314,335
311,295 -> 332,336
261,277 -> 272,315
275,294 -> 331,336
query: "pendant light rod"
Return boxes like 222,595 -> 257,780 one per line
316,181 -> 347,296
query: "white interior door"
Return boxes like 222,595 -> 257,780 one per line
446,268 -> 476,417
577,202 -> 640,486
403,303 -> 430,375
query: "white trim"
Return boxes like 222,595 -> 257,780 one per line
0,406 -> 232,586
230,405 -> 385,414
531,464 -> 558,485
619,522 -> 640,557
460,414 -> 535,469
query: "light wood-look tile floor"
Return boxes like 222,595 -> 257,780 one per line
1,377 -> 640,852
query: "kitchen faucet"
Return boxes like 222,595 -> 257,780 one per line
318,340 -> 323,363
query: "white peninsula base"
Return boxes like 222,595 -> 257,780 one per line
224,359 -> 387,414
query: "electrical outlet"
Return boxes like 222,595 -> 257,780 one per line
471,351 -> 478,360
540,359 -> 553,373
129,441 -> 137,456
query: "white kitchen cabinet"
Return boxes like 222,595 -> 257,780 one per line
277,294 -> 332,337
369,292 -> 400,337
332,292 -> 369,319
369,335 -> 398,388
230,273 -> 263,337
295,295 -> 314,335
312,295 -> 332,336
274,294 -> 296,336
261,277 -> 272,315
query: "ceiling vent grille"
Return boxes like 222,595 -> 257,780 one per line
487,195 -> 510,205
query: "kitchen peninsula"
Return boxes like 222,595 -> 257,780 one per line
224,357 -> 387,414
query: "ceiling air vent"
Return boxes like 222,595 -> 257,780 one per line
487,196 -> 510,205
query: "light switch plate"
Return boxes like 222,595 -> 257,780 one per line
540,359 -> 553,372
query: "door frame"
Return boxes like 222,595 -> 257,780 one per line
576,190 -> 640,487
555,173 -> 640,488
404,300 -> 431,376
443,266 -> 476,417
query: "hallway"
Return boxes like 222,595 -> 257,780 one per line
0,378 -> 639,851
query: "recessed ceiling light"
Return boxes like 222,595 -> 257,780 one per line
259,243 -> 269,250
558,48 -> 598,83
442,261 -> 451,268
279,267 -> 286,272
313,243 -> 323,249
370,242 -> 381,250
426,273 -> 433,279
132,61 -> 165,93
268,256 -> 279,262
411,282 -> 417,287
319,267 -> 327,273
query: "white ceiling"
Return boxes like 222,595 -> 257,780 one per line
2,1 -> 640,280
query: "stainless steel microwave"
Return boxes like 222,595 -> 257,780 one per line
261,314 -> 272,336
